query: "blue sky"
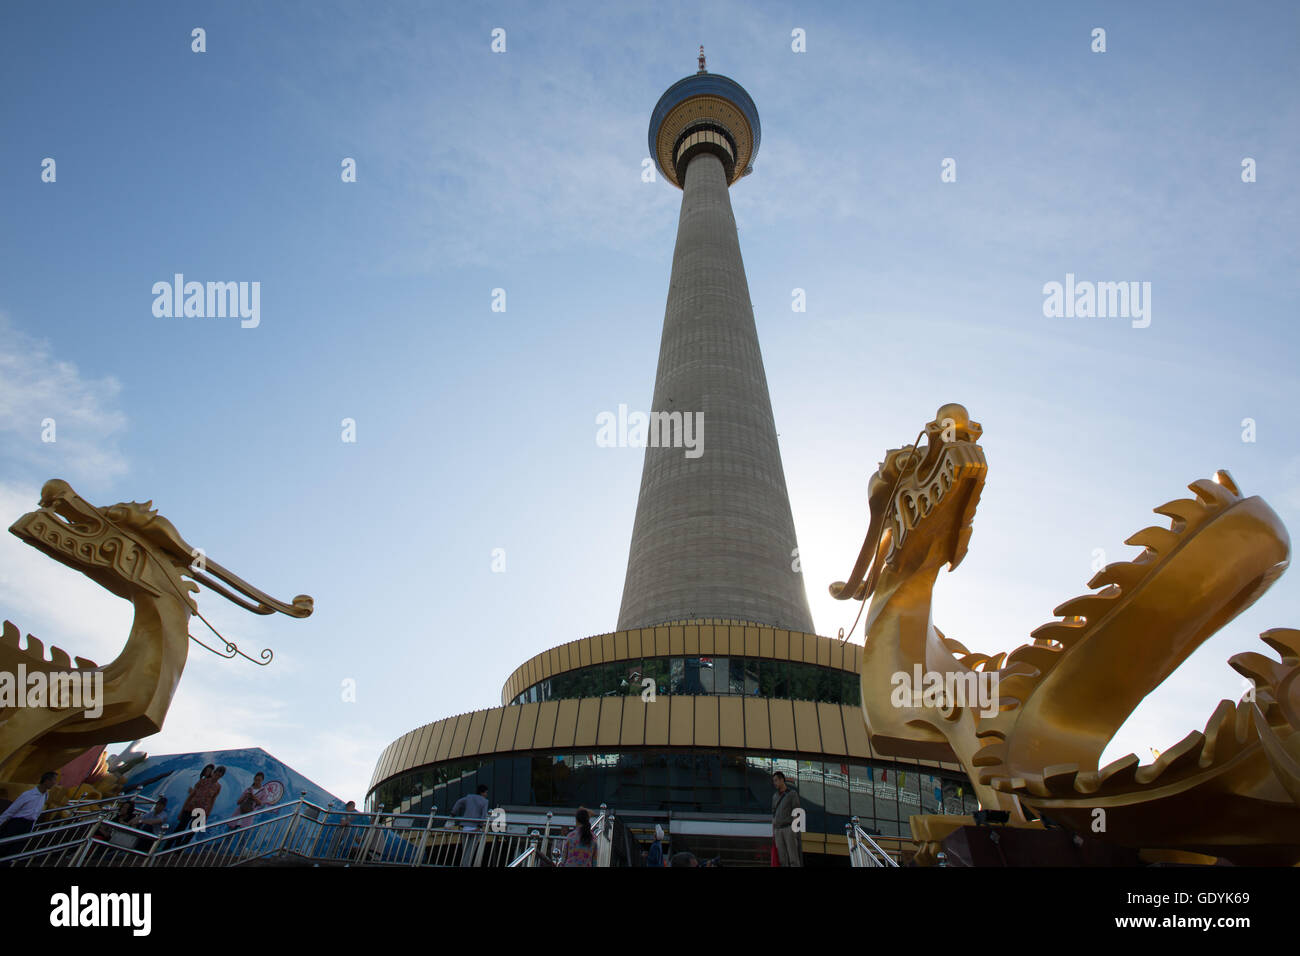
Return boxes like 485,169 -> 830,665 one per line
1,0 -> 1297,802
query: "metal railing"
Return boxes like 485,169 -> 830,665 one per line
846,816 -> 900,867
0,795 -> 617,868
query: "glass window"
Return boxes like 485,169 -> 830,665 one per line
816,667 -> 839,704
710,656 -> 728,694
746,754 -> 774,813
790,663 -> 818,701
729,658 -> 746,695
743,658 -> 760,696
798,760 -> 825,832
772,660 -> 790,699
645,658 -> 670,699
553,754 -> 578,805
683,657 -> 706,694
621,659 -> 644,696
759,660 -> 777,698
696,753 -> 721,810
720,753 -> 747,808
669,657 -> 686,695
669,751 -> 696,807
824,761 -> 851,834
610,752 -> 643,808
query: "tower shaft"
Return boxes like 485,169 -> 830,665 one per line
618,151 -> 814,632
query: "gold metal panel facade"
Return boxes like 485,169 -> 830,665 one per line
628,629 -> 643,659
446,714 -> 472,760
816,635 -> 830,667
694,696 -> 719,747
464,710 -> 488,757
654,94 -> 756,188
480,709 -> 503,756
684,624 -> 699,655
495,706 -> 520,754
614,630 -> 628,660
597,698 -> 623,746
513,702 -> 540,752
392,731 -> 413,775
620,697 -> 646,747
760,627 -> 774,658
700,624 -> 714,654
816,702 -> 847,756
578,639 -> 591,667
670,625 -> 684,655
645,696 -> 670,745
743,697 -> 771,750
534,700 -> 560,750
553,699 -> 579,748
719,697 -> 745,748
575,698 -> 600,747
670,696 -> 695,746
793,700 -> 821,752
654,626 -> 669,657
415,721 -> 442,765
775,629 -> 789,659
744,626 -> 758,656
769,699 -> 797,751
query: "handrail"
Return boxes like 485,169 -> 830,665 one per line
846,816 -> 900,867
0,797 -> 612,868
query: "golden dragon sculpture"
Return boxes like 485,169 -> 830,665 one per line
1,479 -> 312,795
832,404 -> 1300,865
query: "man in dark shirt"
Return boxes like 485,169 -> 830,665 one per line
771,771 -> 802,866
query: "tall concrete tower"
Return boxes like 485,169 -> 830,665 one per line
618,52 -> 815,634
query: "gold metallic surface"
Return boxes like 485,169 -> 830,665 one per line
499,620 -> 861,705
832,405 -> 1300,864
1,480 -> 311,793
654,95 -> 755,188
367,693 -> 964,796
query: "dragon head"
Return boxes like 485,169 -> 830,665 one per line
8,479 -> 199,610
832,403 -> 987,602
9,479 -> 312,619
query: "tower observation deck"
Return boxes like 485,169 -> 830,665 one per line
618,53 -> 815,634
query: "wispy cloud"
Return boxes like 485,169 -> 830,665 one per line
0,314 -> 128,487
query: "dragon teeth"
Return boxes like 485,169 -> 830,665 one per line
1125,525 -> 1182,554
1189,476 -> 1239,508
1087,561 -> 1150,592
1153,497 -> 1205,531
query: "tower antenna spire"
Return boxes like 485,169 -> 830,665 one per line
697,45 -> 706,73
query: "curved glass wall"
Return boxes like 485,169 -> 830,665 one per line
509,656 -> 860,707
370,750 -> 977,839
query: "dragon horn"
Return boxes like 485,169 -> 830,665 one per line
191,557 -> 313,618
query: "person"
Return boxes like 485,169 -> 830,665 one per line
92,799 -> 146,858
646,823 -> 665,868
450,784 -> 489,867
0,771 -> 57,840
771,771 -> 802,867
560,807 -> 597,867
670,851 -> 698,867
174,764 -> 214,837
329,801 -> 362,862
176,765 -> 224,844
138,797 -> 169,835
229,772 -> 272,830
